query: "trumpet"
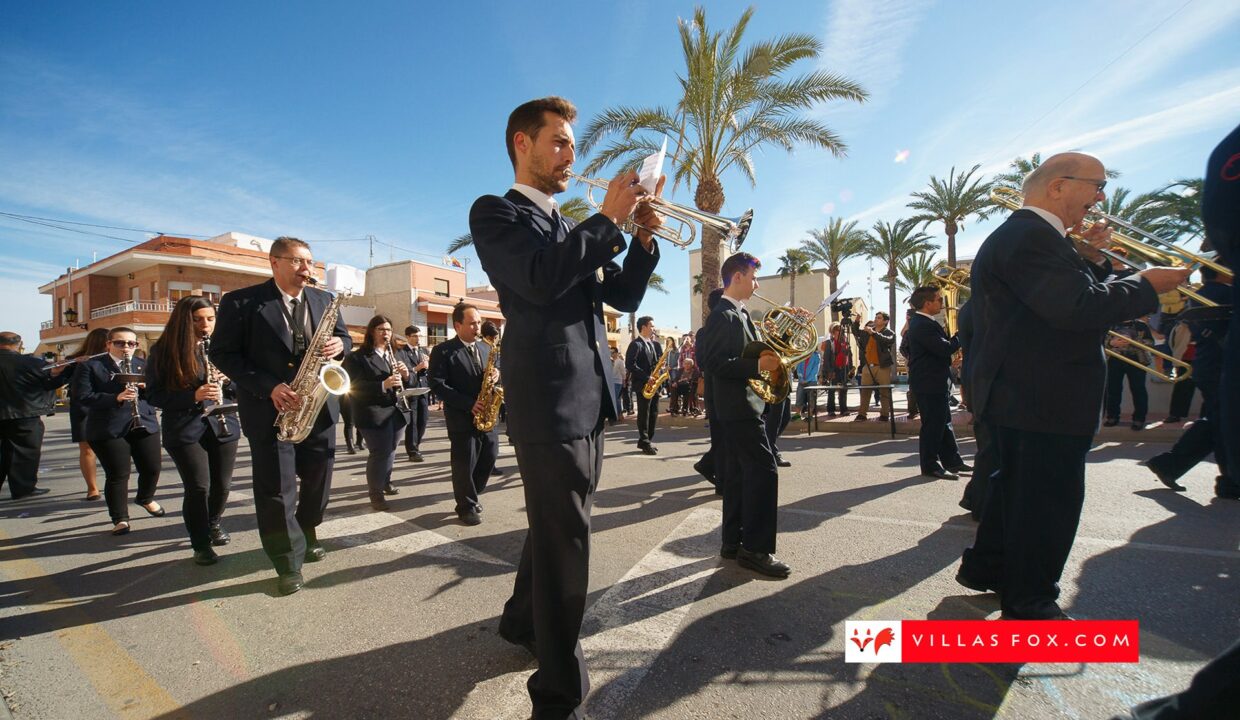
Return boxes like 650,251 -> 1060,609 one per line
567,171 -> 753,250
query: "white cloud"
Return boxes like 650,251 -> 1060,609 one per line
819,0 -> 934,106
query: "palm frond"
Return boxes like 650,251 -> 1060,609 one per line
446,233 -> 473,254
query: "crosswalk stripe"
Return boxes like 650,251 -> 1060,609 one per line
316,511 -> 512,567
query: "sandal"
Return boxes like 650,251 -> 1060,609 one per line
140,502 -> 166,517
111,521 -> 131,536
84,493 -> 102,501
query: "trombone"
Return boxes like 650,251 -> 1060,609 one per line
567,171 -> 754,250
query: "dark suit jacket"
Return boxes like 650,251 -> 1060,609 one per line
145,343 -> 240,448
209,278 -> 352,441
397,344 -> 430,389
696,299 -> 764,422
626,335 -> 660,385
970,209 -> 1158,436
469,189 -> 658,443
0,350 -> 69,420
341,348 -> 411,430
427,337 -> 490,435
957,299 -> 974,385
907,313 -> 960,394
73,354 -> 160,441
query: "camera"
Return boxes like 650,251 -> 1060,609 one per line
831,298 -> 854,317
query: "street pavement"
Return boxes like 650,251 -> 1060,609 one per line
1,410 -> 1236,719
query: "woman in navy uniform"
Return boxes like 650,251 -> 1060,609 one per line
342,315 -> 410,510
146,296 -> 241,565
63,327 -> 110,501
73,326 -> 162,535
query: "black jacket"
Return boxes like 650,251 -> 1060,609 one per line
73,354 -> 160,441
906,313 -> 960,394
427,337 -> 491,435
969,209 -> 1158,436
145,343 -> 240,448
209,278 -> 352,441
697,299 -> 764,422
470,189 -> 658,443
342,348 -> 411,430
626,335 -> 660,385
397,344 -> 430,389
0,350 -> 69,420
857,325 -> 896,368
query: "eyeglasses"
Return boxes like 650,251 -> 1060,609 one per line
111,340 -> 139,347
271,256 -> 315,268
1059,176 -> 1107,192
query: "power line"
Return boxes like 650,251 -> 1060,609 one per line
0,211 -> 140,244
0,211 -> 210,238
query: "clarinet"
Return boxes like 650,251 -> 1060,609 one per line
121,354 -> 143,433
387,340 -> 412,412
199,337 -> 237,439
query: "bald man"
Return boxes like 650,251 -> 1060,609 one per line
956,152 -> 1190,620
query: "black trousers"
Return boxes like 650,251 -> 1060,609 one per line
166,433 -> 237,551
1105,356 -> 1149,422
763,398 -> 791,457
1148,380 -> 1231,484
1,417 -> 44,498
359,413 -> 405,502
1167,375 -> 1197,418
962,426 -> 1092,617
501,424 -> 603,720
246,425 -> 335,576
697,399 -> 725,484
824,367 -> 849,413
913,391 -> 962,473
403,395 -> 429,455
635,391 -> 659,445
91,430 -> 162,525
1126,636 -> 1240,719
720,416 -> 779,554
448,428 -> 497,515
960,420 -> 998,518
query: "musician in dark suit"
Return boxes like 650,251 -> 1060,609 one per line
956,152 -> 1190,620
342,315 -> 409,511
625,316 -> 662,455
399,325 -> 430,462
697,252 -> 789,579
0,332 -> 71,500
905,286 -> 968,480
146,296 -> 240,565
73,327 -> 163,535
693,289 -> 725,490
209,236 -> 351,596
957,299 -> 997,520
427,303 -> 497,525
469,96 -> 660,720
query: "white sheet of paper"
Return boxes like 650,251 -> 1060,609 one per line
638,137 -> 667,195
326,264 -> 366,295
816,281 -> 850,316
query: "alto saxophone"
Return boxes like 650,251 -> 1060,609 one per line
275,281 -> 352,443
642,337 -> 676,400
473,336 -> 503,432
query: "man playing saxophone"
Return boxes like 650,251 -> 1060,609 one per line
428,302 -> 498,526
625,316 -> 664,455
209,236 -> 351,596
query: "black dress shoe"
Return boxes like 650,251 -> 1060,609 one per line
1216,479 -> 1240,500
640,444 -> 657,456
459,510 -> 482,526
11,487 -> 51,501
925,469 -> 959,480
1164,416 -> 1182,423
194,548 -> 219,566
346,443 -> 357,455
498,627 -> 536,656
278,572 -> 304,596
775,456 -> 791,468
1102,418 -> 1120,427
947,463 -> 973,473
1143,461 -> 1186,491
304,543 -> 327,562
139,501 -> 166,517
491,467 -> 503,476
955,566 -> 1001,593
209,524 -> 231,546
720,543 -> 739,559
370,498 -> 389,512
1131,421 -> 1146,431
383,483 -> 399,496
736,548 -> 791,578
410,451 -> 424,462
692,460 -> 715,483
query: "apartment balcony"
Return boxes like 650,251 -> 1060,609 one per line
90,299 -> 174,319
40,299 -> 176,345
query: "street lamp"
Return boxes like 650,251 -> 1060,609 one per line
63,307 -> 88,329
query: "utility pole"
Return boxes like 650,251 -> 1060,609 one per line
367,235 -> 375,268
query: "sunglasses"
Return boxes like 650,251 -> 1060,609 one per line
111,340 -> 139,347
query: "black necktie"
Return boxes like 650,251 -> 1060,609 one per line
551,208 -> 567,238
468,343 -> 482,373
290,298 -> 308,355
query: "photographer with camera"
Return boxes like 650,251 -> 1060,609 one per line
849,310 -> 896,422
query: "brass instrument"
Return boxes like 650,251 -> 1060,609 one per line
931,263 -> 971,337
42,351 -> 107,371
642,337 -> 675,400
199,337 -> 237,439
275,279 -> 352,443
116,353 -> 143,433
567,171 -> 754,250
746,293 -> 821,405
474,335 -> 504,432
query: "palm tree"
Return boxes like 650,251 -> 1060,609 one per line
776,248 -> 813,306
630,272 -> 669,339
445,197 -> 592,254
800,217 -> 868,318
1154,178 -> 1204,244
867,219 -> 935,324
907,164 -> 996,268
691,273 -> 705,295
578,6 -> 868,325
896,251 -> 937,293
994,153 -> 1121,191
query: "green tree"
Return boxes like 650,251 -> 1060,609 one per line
1154,178 -> 1204,244
896,251 -> 938,293
907,164 -> 996,268
994,153 -> 1121,191
630,272 -> 669,339
578,5 -> 867,324
776,248 -> 813,307
800,217 -> 868,318
445,197 -> 592,254
866,219 -> 935,324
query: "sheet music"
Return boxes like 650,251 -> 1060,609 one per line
816,281 -> 850,316
326,264 -> 366,295
637,137 -> 667,195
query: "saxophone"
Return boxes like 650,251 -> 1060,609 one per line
642,337 -> 676,400
473,336 -> 503,432
275,280 -> 352,443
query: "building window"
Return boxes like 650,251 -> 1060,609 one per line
74,292 -> 84,321
58,297 -> 67,326
150,282 -> 158,302
201,284 -> 221,304
434,278 -> 450,297
130,286 -> 140,303
168,281 -> 193,302
427,322 -> 448,346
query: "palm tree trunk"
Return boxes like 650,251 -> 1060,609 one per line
887,276 -> 897,330
789,273 -> 796,307
946,222 -> 958,267
629,311 -> 636,340
827,269 -> 839,321
699,231 -> 724,326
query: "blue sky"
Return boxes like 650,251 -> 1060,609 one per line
3,0 -> 1239,345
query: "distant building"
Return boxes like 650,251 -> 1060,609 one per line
467,283 -> 627,353
351,261 -> 504,347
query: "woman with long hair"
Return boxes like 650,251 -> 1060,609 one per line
146,296 -> 240,565
72,326 -> 162,535
341,315 -> 410,511
64,327 -> 110,500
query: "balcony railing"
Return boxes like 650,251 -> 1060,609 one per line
90,299 -> 174,320
40,320 -> 54,330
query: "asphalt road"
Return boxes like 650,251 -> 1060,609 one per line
1,411 -> 1236,719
